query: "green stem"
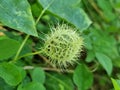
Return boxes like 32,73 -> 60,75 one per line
12,1 -> 54,63
35,8 -> 46,25
13,35 -> 30,62
18,50 -> 43,60
35,0 -> 54,24
12,0 -> 54,63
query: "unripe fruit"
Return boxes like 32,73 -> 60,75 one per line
41,24 -> 83,68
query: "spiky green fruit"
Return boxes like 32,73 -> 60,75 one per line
41,24 -> 83,68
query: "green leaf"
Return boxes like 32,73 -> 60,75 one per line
91,29 -> 119,59
84,35 -> 93,50
113,56 -> 120,68
38,0 -> 92,30
73,64 -> 93,90
17,82 -> 45,90
0,63 -> 23,86
85,50 -> 95,62
116,80 -> 120,86
0,0 -> 38,36
45,73 -> 74,90
95,52 -> 113,75
111,78 -> 120,90
0,78 -> 15,90
31,3 -> 42,17
0,36 -> 20,60
31,67 -> 45,84
96,0 -> 116,21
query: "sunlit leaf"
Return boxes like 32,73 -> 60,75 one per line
111,78 -> 120,90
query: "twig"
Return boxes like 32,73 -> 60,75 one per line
23,66 -> 74,73
31,48 -> 54,67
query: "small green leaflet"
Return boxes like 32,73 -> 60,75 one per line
0,63 -> 23,86
0,36 -> 20,60
31,67 -> 45,84
73,64 -> 93,90
17,82 -> 46,90
95,52 -> 113,75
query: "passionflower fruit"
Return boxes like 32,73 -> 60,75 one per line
41,24 -> 83,68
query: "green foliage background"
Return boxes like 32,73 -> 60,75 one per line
0,0 -> 120,90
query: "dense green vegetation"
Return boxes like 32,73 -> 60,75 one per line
0,0 -> 120,90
